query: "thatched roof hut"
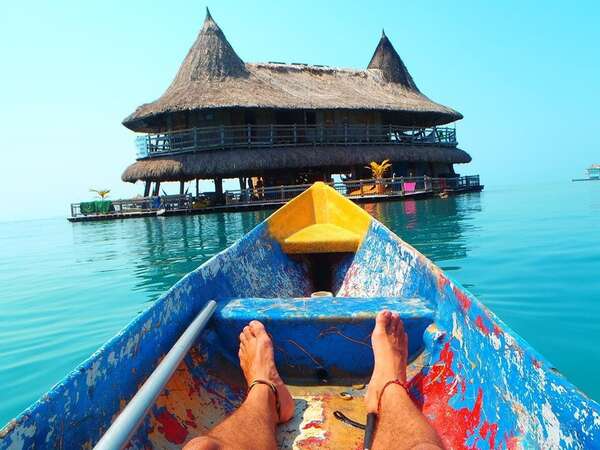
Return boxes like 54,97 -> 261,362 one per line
121,9 -> 470,186
123,10 -> 462,132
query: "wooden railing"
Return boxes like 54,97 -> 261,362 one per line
135,124 -> 457,159
225,175 -> 481,205
69,176 -> 480,218
70,194 -> 192,218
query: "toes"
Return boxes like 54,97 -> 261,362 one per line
375,310 -> 390,332
242,325 -> 253,340
396,319 -> 406,337
249,320 -> 267,336
388,312 -> 399,334
390,315 -> 398,334
394,315 -> 404,336
239,331 -> 247,343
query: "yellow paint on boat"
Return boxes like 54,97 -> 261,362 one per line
267,182 -> 372,253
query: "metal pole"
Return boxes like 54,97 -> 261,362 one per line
94,300 -> 217,450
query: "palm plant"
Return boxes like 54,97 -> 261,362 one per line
90,189 -> 111,199
366,159 -> 392,179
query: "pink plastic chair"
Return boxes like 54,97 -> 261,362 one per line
404,182 -> 416,192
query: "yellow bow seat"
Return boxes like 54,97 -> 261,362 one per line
267,182 -> 373,254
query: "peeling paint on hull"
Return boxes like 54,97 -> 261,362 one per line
1,217 -> 599,449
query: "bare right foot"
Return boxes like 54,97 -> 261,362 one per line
365,310 -> 409,413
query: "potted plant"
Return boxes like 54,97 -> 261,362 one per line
366,160 -> 392,194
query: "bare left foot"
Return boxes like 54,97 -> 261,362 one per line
239,320 -> 295,423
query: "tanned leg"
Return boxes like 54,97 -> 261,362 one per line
366,311 -> 444,450
184,320 -> 294,450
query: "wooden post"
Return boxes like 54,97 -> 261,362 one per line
179,181 -> 185,195
195,179 -> 199,197
214,177 -> 223,202
153,182 -> 161,196
143,181 -> 151,197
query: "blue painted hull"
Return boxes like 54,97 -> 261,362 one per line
2,217 -> 599,449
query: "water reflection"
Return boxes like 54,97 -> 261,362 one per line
129,209 -> 274,296
71,195 -> 482,302
363,193 -> 483,270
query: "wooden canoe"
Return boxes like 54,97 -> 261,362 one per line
1,182 -> 599,449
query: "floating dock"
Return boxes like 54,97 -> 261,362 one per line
69,175 -> 483,222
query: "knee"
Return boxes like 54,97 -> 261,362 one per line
184,436 -> 223,450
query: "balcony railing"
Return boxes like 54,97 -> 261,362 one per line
225,175 -> 480,205
135,124 -> 457,159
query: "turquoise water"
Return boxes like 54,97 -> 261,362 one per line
1,181 -> 600,426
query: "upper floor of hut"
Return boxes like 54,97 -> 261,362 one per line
123,9 -> 463,160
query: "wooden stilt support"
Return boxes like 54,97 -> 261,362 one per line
214,177 -> 224,204
179,181 -> 185,195
195,179 -> 199,198
143,181 -> 151,197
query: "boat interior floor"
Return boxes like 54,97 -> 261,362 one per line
148,296 -> 434,449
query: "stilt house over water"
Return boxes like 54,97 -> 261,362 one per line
121,9 -> 471,197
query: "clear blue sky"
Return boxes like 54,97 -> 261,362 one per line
1,0 -> 598,220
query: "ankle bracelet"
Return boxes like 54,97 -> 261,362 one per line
248,379 -> 281,421
377,379 -> 410,414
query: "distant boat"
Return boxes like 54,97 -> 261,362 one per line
573,164 -> 600,181
2,182 -> 599,449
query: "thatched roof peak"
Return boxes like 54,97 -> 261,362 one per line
173,8 -> 247,82
368,32 -> 418,90
123,12 -> 463,132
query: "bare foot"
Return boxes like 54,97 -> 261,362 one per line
239,320 -> 295,423
365,310 -> 409,413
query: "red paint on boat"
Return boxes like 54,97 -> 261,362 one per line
505,434 -> 521,449
492,323 -> 503,337
297,436 -> 326,447
475,316 -> 490,335
454,287 -> 472,310
437,274 -> 450,291
156,410 -> 188,444
479,421 -> 498,448
302,420 -> 322,429
184,409 -> 197,428
411,343 -> 501,449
